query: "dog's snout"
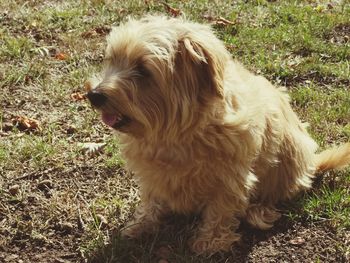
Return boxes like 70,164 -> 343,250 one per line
87,90 -> 107,107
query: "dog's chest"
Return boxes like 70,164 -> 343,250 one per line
137,159 -> 208,213
121,133 -> 254,213
123,146 -> 215,213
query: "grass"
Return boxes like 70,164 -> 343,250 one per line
0,0 -> 349,262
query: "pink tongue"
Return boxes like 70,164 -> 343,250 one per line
102,113 -> 117,127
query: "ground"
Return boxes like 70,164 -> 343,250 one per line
0,0 -> 349,262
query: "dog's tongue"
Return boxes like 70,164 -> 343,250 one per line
102,113 -> 117,127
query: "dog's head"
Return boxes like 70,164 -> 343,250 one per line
87,16 -> 230,141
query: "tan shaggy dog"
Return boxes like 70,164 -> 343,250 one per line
86,16 -> 350,254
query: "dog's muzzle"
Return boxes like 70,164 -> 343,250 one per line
86,90 -> 107,108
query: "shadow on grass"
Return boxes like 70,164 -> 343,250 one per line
86,175 -> 342,262
87,213 -> 297,263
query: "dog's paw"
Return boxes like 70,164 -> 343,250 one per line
189,238 -> 210,255
246,205 -> 281,230
121,222 -> 145,239
188,232 -> 240,255
121,219 -> 160,239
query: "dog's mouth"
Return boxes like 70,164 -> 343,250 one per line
101,112 -> 131,129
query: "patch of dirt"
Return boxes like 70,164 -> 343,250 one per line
2,156 -> 348,263
278,71 -> 350,88
293,47 -> 313,57
88,214 -> 349,263
0,164 -> 135,263
240,222 -> 348,263
1,12 -> 61,48
324,23 -> 350,45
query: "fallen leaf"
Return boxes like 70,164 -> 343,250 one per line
214,16 -> 235,26
37,179 -> 53,191
225,43 -> 236,52
2,122 -> 14,132
59,222 -> 74,233
9,185 -> 20,196
0,131 -> 10,137
216,17 -> 235,26
70,92 -> 86,101
96,214 -> 108,228
81,30 -> 97,38
66,125 -> 77,135
289,237 -> 305,245
94,25 -> 111,35
162,2 -> 181,17
117,8 -> 127,15
12,116 -> 41,132
81,26 -> 111,38
202,15 -> 235,26
202,14 -> 215,21
78,142 -> 106,156
84,81 -> 92,92
54,52 -> 68,60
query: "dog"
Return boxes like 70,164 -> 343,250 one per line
86,15 -> 350,254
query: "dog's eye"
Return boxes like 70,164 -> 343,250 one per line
135,64 -> 150,78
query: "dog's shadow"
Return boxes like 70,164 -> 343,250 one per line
87,209 -> 301,263
87,175 -> 332,262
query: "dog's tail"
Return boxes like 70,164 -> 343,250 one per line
315,143 -> 350,172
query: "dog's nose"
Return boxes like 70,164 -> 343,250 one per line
86,90 -> 107,107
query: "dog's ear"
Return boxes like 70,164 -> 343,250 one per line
177,35 -> 229,99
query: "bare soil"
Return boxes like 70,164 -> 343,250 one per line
1,164 -> 349,262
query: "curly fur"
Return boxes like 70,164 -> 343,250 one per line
87,16 -> 350,254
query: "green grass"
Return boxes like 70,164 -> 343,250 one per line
304,185 -> 350,227
1,0 -> 349,262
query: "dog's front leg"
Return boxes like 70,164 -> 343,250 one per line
189,199 -> 242,255
121,200 -> 169,239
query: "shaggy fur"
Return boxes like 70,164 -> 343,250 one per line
86,16 -> 350,254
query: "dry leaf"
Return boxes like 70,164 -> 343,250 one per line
162,2 -> 181,17
214,17 -> 235,26
70,92 -> 86,101
2,122 -> 14,132
96,214 -> 108,228
66,125 -> 77,135
81,30 -> 97,38
54,52 -> 68,60
37,179 -> 53,191
12,116 -> 41,132
78,142 -> 106,155
289,237 -> 305,245
202,15 -> 235,26
84,81 -> 92,92
96,25 -> 110,34
202,14 -> 215,21
9,185 -> 20,196
81,26 -> 111,39
117,8 -> 127,15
